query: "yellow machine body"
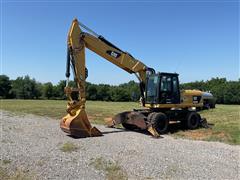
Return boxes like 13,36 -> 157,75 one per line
60,19 -> 206,138
145,90 -> 204,109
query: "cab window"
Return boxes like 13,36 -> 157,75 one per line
146,75 -> 159,103
161,76 -> 172,92
172,76 -> 178,93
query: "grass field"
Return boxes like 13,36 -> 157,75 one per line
1,100 -> 239,145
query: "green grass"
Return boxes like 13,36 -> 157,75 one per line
1,157 -> 33,180
1,100 -> 239,144
0,100 -> 139,124
0,166 -> 10,180
0,166 -> 33,180
0,99 -> 67,119
89,157 -> 127,180
2,159 -> 11,165
60,142 -> 79,153
174,105 -> 240,145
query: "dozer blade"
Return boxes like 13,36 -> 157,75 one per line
107,111 -> 160,138
60,109 -> 102,138
106,111 -> 147,129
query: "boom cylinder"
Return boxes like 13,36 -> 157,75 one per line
65,48 -> 71,78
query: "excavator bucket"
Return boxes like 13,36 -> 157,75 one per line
60,109 -> 102,138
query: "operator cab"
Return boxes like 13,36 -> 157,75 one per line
145,72 -> 180,104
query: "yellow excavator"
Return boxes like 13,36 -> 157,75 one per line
60,19 -> 207,138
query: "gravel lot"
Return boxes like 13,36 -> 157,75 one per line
0,110 -> 239,179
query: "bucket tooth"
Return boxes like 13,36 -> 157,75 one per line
147,126 -> 160,138
90,127 -> 102,136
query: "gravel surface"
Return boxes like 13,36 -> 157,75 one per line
0,110 -> 239,179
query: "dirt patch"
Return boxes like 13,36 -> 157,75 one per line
104,117 -> 113,125
177,129 -> 231,142
183,130 -> 213,140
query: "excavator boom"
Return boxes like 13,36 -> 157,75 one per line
60,19 -> 156,137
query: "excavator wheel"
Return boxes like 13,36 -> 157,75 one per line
149,112 -> 169,134
185,112 -> 200,130
147,112 -> 155,123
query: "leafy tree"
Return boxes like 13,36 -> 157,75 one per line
42,82 -> 53,99
180,80 -> 205,91
86,83 -> 98,100
2,74 -> 239,104
34,82 -> 43,99
119,80 -> 140,101
111,87 -> 131,102
206,78 -> 227,104
11,75 -> 40,99
54,80 -> 66,99
223,81 -> 240,104
0,75 -> 11,98
59,80 -> 67,98
97,84 -> 111,101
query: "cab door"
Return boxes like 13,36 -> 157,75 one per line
171,76 -> 180,104
159,74 -> 180,104
145,75 -> 160,104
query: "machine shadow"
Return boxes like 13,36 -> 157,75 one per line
67,128 -> 126,139
101,128 -> 126,135
120,121 -> 215,137
67,122 -> 214,139
168,122 -> 214,134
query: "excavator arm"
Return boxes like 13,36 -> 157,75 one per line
60,19 -> 157,137
66,19 -> 154,100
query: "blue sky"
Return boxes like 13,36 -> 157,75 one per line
1,1 -> 239,85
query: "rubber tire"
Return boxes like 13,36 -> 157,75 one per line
151,112 -> 169,134
147,112 -> 155,122
210,103 -> 216,109
185,112 -> 200,130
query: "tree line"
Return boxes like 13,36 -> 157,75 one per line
0,75 -> 140,102
181,77 -> 240,104
0,75 -> 239,104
